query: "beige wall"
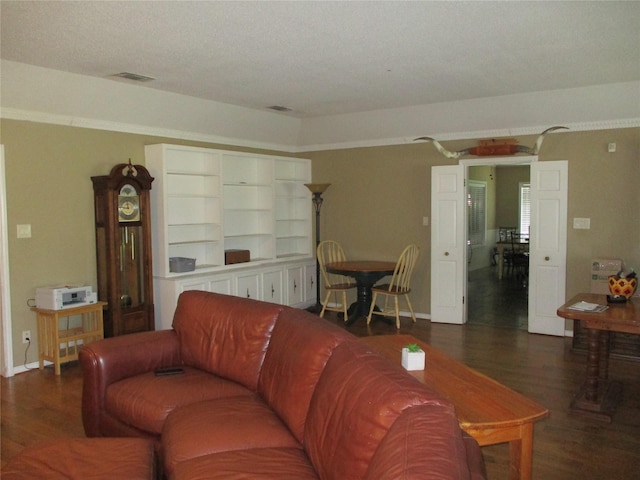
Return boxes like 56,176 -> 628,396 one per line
2,120 -> 639,370
307,127 -> 640,316
0,119 -> 292,369
495,166 -> 530,229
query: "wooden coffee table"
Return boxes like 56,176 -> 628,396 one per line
362,334 -> 548,480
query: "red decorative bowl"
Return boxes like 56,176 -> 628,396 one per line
608,276 -> 638,299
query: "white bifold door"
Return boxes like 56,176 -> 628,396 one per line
431,160 -> 567,336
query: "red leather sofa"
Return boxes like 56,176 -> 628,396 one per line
80,291 -> 486,479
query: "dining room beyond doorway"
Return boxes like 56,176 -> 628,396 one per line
467,266 -> 528,330
466,163 -> 530,331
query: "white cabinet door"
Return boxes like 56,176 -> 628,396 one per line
262,269 -> 284,304
304,261 -> 317,305
286,265 -> 304,306
208,276 -> 233,296
236,271 -> 260,300
430,165 -> 466,324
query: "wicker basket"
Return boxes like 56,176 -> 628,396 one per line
608,276 -> 638,299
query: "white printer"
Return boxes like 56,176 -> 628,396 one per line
35,285 -> 97,310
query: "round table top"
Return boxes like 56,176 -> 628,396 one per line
326,260 -> 396,275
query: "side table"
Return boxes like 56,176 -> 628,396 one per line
31,302 -> 106,375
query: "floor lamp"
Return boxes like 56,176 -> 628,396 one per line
305,183 -> 331,314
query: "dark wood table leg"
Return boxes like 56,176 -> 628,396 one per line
585,327 -> 601,402
344,272 -> 393,326
345,284 -> 371,325
599,331 -> 610,381
569,327 -> 621,422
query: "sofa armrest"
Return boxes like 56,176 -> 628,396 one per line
79,330 -> 181,436
364,404 -> 486,480
462,433 -> 487,480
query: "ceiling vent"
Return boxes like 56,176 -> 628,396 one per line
267,105 -> 292,112
111,72 -> 156,82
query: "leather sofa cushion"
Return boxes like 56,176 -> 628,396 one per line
162,396 -> 301,475
171,447 -> 318,480
257,307 -> 355,442
1,438 -> 154,480
106,366 -> 253,435
304,340 -> 455,480
172,291 -> 282,390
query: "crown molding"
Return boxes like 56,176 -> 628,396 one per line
2,107 -> 638,154
294,118 -> 640,152
0,108 -> 298,154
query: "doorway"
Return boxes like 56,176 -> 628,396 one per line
430,158 -> 567,335
467,164 -> 529,330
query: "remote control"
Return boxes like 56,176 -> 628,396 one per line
154,367 -> 185,376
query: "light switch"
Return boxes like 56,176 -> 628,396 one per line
573,218 -> 590,230
422,216 -> 429,226
17,224 -> 32,238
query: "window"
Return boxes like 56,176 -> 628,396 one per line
467,181 -> 486,246
519,182 -> 531,238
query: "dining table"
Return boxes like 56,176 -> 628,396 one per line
325,260 -> 396,326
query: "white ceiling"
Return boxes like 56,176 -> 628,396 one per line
2,1 -> 639,119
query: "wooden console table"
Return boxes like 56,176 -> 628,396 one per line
362,334 -> 548,480
557,293 -> 640,422
32,302 -> 106,375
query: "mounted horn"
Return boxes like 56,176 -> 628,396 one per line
413,136 -> 462,159
531,126 -> 569,155
415,126 -> 568,158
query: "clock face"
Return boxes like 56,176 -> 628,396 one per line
118,184 -> 140,222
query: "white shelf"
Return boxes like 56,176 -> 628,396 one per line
147,144 -> 312,278
275,159 -> 310,181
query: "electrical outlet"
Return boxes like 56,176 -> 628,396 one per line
22,330 -> 31,344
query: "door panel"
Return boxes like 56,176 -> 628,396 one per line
528,160 -> 567,336
263,270 -> 284,304
431,165 -> 465,324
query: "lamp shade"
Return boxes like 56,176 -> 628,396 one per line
304,183 -> 331,194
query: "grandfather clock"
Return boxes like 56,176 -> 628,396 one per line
92,161 -> 154,337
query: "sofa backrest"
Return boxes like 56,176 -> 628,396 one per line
172,291 -> 282,391
257,307 -> 356,442
304,340 -> 470,480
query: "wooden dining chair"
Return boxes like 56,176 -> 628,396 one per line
316,240 -> 356,319
510,232 -> 529,286
367,244 -> 420,329
498,226 -> 517,275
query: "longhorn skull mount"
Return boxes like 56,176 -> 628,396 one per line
414,126 -> 568,159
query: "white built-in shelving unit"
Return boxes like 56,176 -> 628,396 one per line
145,144 -> 316,329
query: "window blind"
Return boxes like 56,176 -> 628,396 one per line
467,181 -> 486,246
520,183 -> 531,238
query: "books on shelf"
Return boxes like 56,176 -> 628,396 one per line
567,301 -> 608,313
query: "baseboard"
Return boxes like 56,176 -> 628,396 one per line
325,302 -> 430,321
12,360 -> 52,375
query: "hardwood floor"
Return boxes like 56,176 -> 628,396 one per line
467,265 -> 528,330
3,272 -> 640,478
